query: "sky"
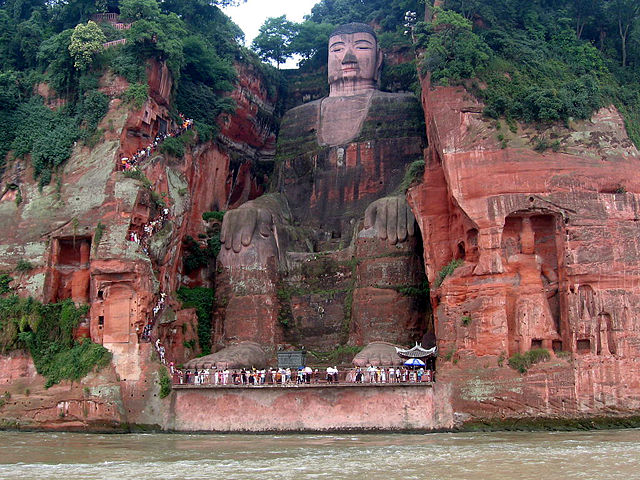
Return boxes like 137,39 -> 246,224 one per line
221,0 -> 319,68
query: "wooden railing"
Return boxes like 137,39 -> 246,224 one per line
92,13 -> 119,22
102,38 -> 127,49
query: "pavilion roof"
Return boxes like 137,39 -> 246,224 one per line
395,343 -> 438,358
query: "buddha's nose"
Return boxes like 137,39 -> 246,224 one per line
342,50 -> 357,64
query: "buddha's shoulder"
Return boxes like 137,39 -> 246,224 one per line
278,99 -> 322,146
281,99 -> 322,125
357,91 -> 425,141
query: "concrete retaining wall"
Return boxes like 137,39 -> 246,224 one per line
168,383 -> 454,432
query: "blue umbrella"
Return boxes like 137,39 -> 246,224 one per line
403,358 -> 426,367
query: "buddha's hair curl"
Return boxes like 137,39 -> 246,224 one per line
330,23 -> 377,40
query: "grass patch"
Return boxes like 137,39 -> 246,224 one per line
308,345 -> 364,365
508,348 -> 551,374
397,159 -> 426,193
93,222 -> 105,252
202,211 -> 225,222
434,258 -> 464,288
443,346 -> 456,362
15,259 -> 33,273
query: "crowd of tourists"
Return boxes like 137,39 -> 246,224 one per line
154,338 -> 167,363
138,292 -> 167,343
170,365 -> 434,386
119,114 -> 194,171
128,207 -> 170,255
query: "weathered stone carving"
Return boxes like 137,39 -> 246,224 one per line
216,23 -> 427,351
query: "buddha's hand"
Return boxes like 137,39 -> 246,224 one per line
220,202 -> 275,253
364,196 -> 416,244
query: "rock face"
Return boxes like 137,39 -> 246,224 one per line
409,81 -> 640,418
0,351 -> 124,431
0,57 -> 279,430
3,39 -> 640,432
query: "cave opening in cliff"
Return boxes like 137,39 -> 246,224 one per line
502,212 -> 564,355
57,237 -> 91,266
47,236 -> 92,303
577,339 -> 591,353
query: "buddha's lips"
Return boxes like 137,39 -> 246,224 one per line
342,65 -> 358,72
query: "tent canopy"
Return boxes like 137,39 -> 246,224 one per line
404,358 -> 426,367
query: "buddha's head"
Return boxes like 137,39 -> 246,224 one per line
328,23 -> 383,97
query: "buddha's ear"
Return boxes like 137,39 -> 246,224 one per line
374,47 -> 383,83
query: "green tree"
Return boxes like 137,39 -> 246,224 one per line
568,0 -> 600,39
119,0 -> 161,22
37,28 -> 75,95
125,12 -> 187,76
419,8 -> 491,83
68,20 -> 105,70
15,10 -> 47,69
289,20 -> 334,66
606,0 -> 640,66
251,15 -> 297,68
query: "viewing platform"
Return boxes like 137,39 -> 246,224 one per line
172,381 -> 434,390
169,380 -> 452,433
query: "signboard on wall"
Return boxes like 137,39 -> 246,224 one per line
277,351 -> 306,369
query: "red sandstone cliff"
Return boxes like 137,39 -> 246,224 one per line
0,57 -> 279,430
409,79 -> 640,421
3,39 -> 640,432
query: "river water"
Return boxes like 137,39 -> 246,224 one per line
0,429 -> 639,479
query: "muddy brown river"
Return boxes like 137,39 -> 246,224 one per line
0,429 -> 639,479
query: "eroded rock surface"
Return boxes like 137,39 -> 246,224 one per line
0,57 -> 279,430
409,81 -> 640,418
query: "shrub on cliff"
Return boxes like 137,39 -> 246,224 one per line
417,9 -> 491,84
122,83 -> 148,110
0,275 -> 11,296
425,1 -> 640,145
177,287 -> 214,356
508,348 -> 551,374
434,258 -> 464,288
158,136 -> 185,159
158,367 -> 171,398
0,296 -> 111,387
202,211 -> 225,222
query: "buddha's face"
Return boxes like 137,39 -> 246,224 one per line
328,31 -> 382,94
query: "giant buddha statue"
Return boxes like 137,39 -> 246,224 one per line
214,23 -> 428,354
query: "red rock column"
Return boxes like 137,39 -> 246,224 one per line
71,240 -> 91,304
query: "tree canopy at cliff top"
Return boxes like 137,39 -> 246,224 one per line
252,0 -> 640,146
0,0 -> 639,182
0,0 -> 250,183
421,0 -> 640,145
